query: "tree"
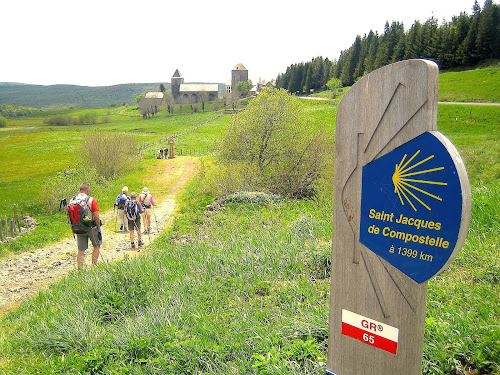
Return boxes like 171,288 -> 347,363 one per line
159,83 -> 166,93
216,87 -> 334,198
226,90 -> 239,111
476,0 -> 500,60
236,79 -> 253,97
163,91 -> 175,115
326,77 -> 342,97
198,90 -> 209,112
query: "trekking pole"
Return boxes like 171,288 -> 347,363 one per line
99,250 -> 107,264
90,227 -> 106,264
133,221 -> 151,256
153,207 -> 159,233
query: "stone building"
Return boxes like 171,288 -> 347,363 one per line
225,63 -> 248,94
171,69 -> 218,103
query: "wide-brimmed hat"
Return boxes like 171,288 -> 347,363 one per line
122,186 -> 129,193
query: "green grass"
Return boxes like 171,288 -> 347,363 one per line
0,187 -> 332,374
438,104 -> 500,185
0,106 -> 226,256
439,62 -> 500,103
0,81 -> 498,374
1,174 -> 497,374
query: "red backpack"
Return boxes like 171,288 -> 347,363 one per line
66,194 -> 93,234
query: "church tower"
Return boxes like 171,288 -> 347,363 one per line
171,69 -> 184,98
231,63 -> 248,93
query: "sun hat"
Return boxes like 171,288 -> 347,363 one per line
142,187 -> 149,194
122,186 -> 129,193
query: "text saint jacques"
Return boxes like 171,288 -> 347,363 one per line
368,209 -> 442,231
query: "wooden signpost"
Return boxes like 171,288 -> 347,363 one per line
327,60 -> 471,374
168,138 -> 175,159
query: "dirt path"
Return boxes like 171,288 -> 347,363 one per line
0,158 -> 197,314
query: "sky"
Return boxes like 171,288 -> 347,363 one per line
0,0 -> 483,87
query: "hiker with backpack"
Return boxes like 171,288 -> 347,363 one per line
139,187 -> 155,234
66,182 -> 102,269
114,186 -> 129,232
126,192 -> 144,249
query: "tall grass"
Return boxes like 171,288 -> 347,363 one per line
1,172 -> 497,374
0,95 -> 498,374
1,187 -> 332,374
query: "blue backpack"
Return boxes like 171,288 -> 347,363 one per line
115,193 -> 128,209
125,201 -> 139,221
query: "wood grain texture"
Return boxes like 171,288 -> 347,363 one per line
328,60 -> 439,374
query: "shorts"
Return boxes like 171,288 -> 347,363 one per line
128,218 -> 141,231
76,227 -> 101,251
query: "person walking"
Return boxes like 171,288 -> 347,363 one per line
114,186 -> 129,232
139,187 -> 155,234
67,182 -> 101,269
125,192 -> 144,249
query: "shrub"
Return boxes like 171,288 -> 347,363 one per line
216,87 -> 334,198
46,115 -> 74,126
0,115 -> 7,127
80,131 -> 139,179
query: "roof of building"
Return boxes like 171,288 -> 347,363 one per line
172,69 -> 183,78
145,92 -> 164,99
233,63 -> 247,71
179,83 -> 219,92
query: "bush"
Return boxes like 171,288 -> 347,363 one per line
216,88 -> 334,198
80,131 -> 139,179
46,115 -> 74,126
0,115 -> 7,128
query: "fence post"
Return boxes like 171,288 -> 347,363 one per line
13,204 -> 21,232
0,220 -> 4,242
10,220 -> 15,237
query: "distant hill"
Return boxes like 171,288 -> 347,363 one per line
0,82 -> 167,109
0,82 -> 227,109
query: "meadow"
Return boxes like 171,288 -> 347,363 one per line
0,74 -> 498,374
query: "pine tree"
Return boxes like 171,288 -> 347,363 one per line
476,0 -> 500,59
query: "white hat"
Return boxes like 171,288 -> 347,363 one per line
142,187 -> 149,194
122,186 -> 129,193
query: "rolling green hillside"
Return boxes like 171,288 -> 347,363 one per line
0,82 -> 227,110
0,83 -> 167,109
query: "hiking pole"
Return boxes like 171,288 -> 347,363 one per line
99,250 -> 107,263
91,227 -> 106,264
114,204 -> 118,232
153,207 -> 159,233
60,198 -> 76,240
133,220 -> 151,256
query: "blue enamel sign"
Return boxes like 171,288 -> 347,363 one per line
360,132 -> 464,283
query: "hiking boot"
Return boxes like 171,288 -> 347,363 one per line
138,240 -> 144,247
120,224 -> 123,231
131,242 -> 135,248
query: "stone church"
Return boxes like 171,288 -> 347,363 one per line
171,69 -> 218,103
171,63 -> 249,103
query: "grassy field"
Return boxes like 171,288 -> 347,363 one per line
0,106 -> 224,255
439,61 -> 500,103
0,72 -> 498,374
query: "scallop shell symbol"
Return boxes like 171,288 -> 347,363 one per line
392,150 -> 448,211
